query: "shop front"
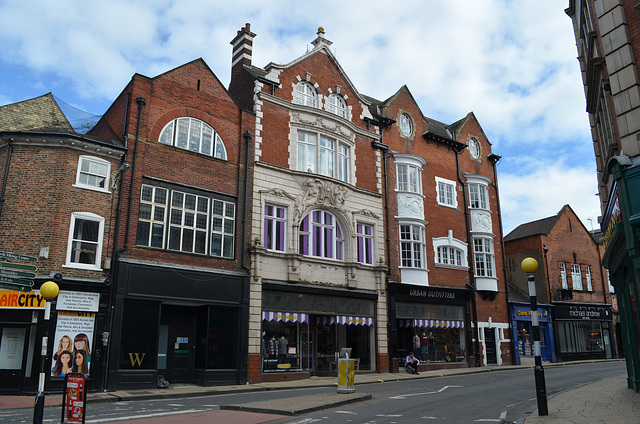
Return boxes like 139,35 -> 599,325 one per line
389,284 -> 471,369
0,288 -> 45,394
553,303 -> 614,362
261,282 -> 377,379
509,302 -> 555,365
107,260 -> 249,390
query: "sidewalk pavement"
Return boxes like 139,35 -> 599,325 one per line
1,360 -> 637,422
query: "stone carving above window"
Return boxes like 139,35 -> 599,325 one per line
291,112 -> 354,141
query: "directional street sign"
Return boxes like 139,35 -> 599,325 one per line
0,261 -> 38,272
0,282 -> 33,292
0,251 -> 38,263
0,268 -> 36,279
0,275 -> 34,287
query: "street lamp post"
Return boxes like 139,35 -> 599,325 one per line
521,258 -> 548,416
33,280 -> 59,424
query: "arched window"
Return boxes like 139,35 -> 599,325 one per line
294,82 -> 317,107
327,93 -> 347,118
299,210 -> 343,260
159,117 -> 227,160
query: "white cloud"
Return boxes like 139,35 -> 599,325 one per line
0,0 -> 603,234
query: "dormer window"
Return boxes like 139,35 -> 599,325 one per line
327,93 -> 347,118
159,117 -> 227,160
294,82 -> 317,107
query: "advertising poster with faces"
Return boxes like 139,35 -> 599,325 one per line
50,311 -> 95,377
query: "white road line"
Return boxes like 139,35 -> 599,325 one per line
421,417 -> 439,420
390,385 -> 463,399
474,420 -> 501,422
376,414 -> 403,417
335,410 -> 358,414
500,410 -> 507,420
84,409 -> 207,423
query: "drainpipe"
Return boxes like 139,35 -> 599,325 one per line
457,149 -> 480,367
0,138 -> 14,220
124,97 -> 146,248
241,130 -> 252,271
371,117 -> 393,372
102,92 -> 131,391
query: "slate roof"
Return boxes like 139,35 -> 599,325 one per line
504,212 -> 561,242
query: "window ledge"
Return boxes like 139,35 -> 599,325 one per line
72,184 -> 111,194
62,263 -> 103,272
434,263 -> 467,271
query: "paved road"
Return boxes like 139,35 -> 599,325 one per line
4,361 -> 626,423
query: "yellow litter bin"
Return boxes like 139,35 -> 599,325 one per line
337,358 -> 355,393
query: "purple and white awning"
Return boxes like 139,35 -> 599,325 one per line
317,315 -> 375,326
398,319 -> 465,329
262,311 -> 308,323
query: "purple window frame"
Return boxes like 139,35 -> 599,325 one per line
299,210 -> 343,260
357,223 -> 373,265
264,204 -> 286,252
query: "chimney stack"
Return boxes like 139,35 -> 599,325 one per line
231,23 -> 256,73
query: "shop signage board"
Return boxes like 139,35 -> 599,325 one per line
62,373 -> 86,423
0,251 -> 37,291
0,289 -> 45,309
57,291 -> 100,312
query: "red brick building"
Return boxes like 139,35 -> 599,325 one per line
371,88 -> 510,369
504,204 -> 617,364
89,59 -> 254,390
0,93 -> 126,393
229,25 -> 511,382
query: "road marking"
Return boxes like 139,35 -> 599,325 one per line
421,417 -> 439,420
166,403 -> 184,407
474,420 -> 501,422
84,409 -> 207,423
390,385 -> 463,399
377,414 -> 403,417
336,411 -> 358,414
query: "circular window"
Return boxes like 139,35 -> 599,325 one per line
469,138 -> 480,159
399,113 -> 413,137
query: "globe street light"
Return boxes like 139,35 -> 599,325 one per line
33,280 -> 59,424
521,258 -> 548,416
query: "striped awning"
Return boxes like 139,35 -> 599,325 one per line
398,319 -> 465,329
262,311 -> 308,323
317,315 -> 375,326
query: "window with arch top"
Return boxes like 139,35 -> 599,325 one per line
299,210 -> 344,260
294,81 -> 317,107
159,117 -> 227,160
327,93 -> 347,118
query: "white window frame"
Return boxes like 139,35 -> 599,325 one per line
65,212 -> 104,270
294,81 -> 317,107
137,185 -> 168,248
586,265 -> 593,291
400,223 -> 426,269
327,93 -> 347,119
469,183 -> 488,209
435,177 -> 457,208
432,231 -> 467,268
473,237 -> 495,277
397,164 -> 421,194
561,262 -> 568,289
159,117 -> 227,160
74,156 -> 111,192
571,263 -> 583,290
136,184 -> 235,259
296,130 -> 350,183
399,113 -> 413,137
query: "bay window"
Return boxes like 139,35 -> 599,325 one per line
299,210 -> 343,260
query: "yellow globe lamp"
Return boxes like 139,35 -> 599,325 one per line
40,281 -> 59,299
521,257 -> 539,274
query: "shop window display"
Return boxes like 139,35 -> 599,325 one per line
262,314 -> 310,373
397,321 -> 466,363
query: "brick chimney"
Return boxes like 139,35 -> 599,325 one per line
231,23 -> 256,75
229,23 -> 257,111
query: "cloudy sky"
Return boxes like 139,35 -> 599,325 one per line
0,0 -> 601,234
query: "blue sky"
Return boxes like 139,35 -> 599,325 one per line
0,0 -> 600,234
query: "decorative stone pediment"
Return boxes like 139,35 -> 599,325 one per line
397,193 -> 424,220
291,112 -> 354,141
293,178 -> 350,224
